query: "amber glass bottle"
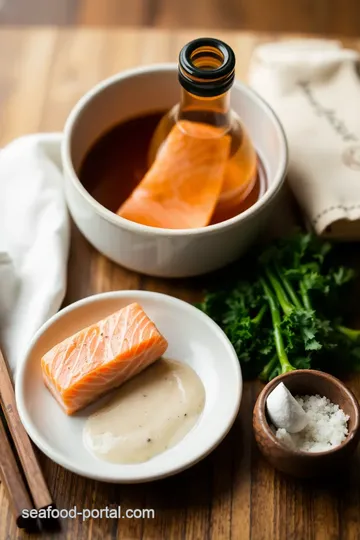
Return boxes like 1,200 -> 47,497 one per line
149,37 -> 257,223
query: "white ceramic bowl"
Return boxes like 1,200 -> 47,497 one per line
62,64 -> 287,278
15,291 -> 242,483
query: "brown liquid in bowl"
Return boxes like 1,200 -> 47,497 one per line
79,111 -> 266,225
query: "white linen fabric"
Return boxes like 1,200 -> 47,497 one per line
0,133 -> 69,374
248,39 -> 360,239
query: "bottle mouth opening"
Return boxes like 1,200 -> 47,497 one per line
178,38 -> 236,97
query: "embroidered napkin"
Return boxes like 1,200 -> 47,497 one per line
248,39 -> 360,239
0,133 -> 70,375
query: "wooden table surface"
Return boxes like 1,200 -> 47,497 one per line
1,26 -> 360,540
1,0 -> 360,37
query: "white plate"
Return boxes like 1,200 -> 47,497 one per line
16,291 -> 242,483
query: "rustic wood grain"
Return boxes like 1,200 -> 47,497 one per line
0,347 -> 53,511
1,0 -> 360,37
0,26 -> 360,540
0,415 -> 34,530
0,0 -> 75,26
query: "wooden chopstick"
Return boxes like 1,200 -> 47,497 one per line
0,347 -> 58,530
0,414 -> 38,532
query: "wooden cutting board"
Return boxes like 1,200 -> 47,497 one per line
1,27 -> 360,540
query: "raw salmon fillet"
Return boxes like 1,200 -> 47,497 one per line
117,120 -> 231,229
41,303 -> 168,415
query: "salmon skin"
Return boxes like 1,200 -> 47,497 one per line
117,120 -> 231,229
41,303 -> 168,415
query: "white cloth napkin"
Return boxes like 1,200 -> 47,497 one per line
248,39 -> 360,239
0,133 -> 70,375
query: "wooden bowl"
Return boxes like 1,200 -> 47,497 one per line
253,370 -> 360,478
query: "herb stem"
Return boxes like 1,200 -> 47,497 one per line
336,325 -> 360,342
275,263 -> 303,310
260,278 -> 295,374
300,280 -> 312,311
265,267 -> 293,317
251,305 -> 267,326
259,355 -> 278,382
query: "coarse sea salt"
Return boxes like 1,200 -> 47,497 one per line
273,394 -> 350,453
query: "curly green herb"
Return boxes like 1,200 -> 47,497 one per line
198,232 -> 359,381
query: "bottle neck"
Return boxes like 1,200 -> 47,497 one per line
180,88 -> 230,113
178,88 -> 231,130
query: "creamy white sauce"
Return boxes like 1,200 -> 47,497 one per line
83,358 -> 205,463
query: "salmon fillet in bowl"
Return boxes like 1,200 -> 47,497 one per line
62,64 -> 287,278
15,290 -> 242,483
